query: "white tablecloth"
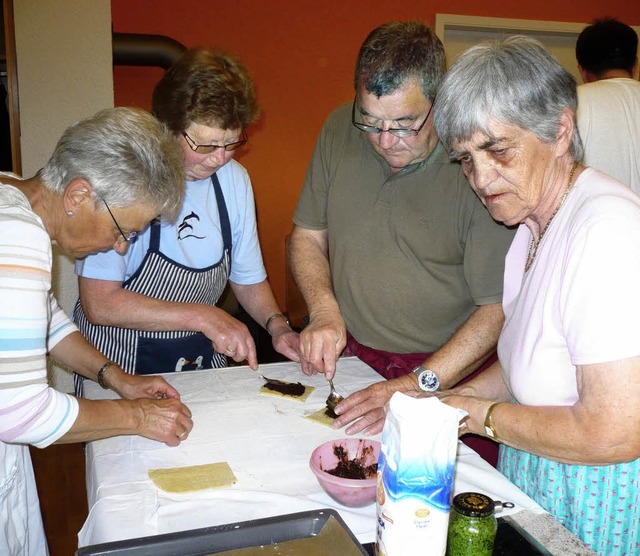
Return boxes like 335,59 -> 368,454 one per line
78,357 -> 544,547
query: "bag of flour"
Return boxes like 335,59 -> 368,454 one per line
375,393 -> 464,556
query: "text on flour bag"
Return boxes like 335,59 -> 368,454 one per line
375,393 -> 465,556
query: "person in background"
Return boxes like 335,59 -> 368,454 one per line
0,107 -> 194,555
576,17 -> 640,193
288,21 -> 514,465
74,48 -> 299,386
434,36 -> 640,555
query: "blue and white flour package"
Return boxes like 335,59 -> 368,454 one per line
375,393 -> 465,556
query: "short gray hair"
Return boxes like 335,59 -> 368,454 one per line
41,107 -> 185,219
434,35 -> 583,161
354,21 -> 445,101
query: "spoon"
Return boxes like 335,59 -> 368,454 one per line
326,378 -> 344,414
259,374 -> 287,386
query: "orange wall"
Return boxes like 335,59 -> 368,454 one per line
111,0 -> 640,308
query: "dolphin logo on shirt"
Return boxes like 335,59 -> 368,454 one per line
177,212 -> 206,240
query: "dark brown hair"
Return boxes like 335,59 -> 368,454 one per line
152,48 -> 259,133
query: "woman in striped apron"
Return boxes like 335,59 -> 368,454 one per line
73,48 -> 299,392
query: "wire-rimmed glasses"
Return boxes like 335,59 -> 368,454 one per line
101,197 -> 137,244
351,97 -> 433,138
181,129 -> 248,154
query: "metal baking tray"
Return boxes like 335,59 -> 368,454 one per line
75,508 -> 369,555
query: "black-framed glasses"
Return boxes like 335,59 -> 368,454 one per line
351,97 -> 433,138
181,129 -> 248,154
101,197 -> 137,244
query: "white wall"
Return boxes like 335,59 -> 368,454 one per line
13,0 -> 113,392
436,15 -> 640,81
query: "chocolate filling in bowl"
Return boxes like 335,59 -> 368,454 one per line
325,444 -> 377,480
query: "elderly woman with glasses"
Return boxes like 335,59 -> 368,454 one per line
0,107 -> 194,554
74,48 -> 300,382
433,36 -> 640,555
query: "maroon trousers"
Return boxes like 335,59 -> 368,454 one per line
344,332 -> 499,468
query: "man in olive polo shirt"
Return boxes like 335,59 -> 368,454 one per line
288,21 -> 514,446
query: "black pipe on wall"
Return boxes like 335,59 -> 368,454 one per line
112,32 -> 186,69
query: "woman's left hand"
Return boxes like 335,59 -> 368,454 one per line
271,327 -> 301,363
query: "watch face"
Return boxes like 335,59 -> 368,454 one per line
418,369 -> 440,392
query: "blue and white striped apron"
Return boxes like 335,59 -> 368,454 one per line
73,175 -> 231,394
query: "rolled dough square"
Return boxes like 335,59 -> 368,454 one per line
305,407 -> 337,428
149,461 -> 237,493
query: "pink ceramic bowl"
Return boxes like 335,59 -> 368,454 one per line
309,438 -> 381,507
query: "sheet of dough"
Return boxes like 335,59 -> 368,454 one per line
259,381 -> 315,402
148,462 -> 237,493
305,407 -> 337,428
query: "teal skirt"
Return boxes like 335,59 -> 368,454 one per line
498,445 -> 639,555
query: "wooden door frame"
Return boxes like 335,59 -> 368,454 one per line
3,0 -> 21,174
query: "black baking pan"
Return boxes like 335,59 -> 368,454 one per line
493,515 -> 553,555
75,508 -> 368,555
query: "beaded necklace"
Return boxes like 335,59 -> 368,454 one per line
524,162 -> 578,273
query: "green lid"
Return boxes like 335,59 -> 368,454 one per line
452,492 -> 495,517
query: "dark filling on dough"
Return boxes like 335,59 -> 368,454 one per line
263,380 -> 306,397
324,407 -> 338,419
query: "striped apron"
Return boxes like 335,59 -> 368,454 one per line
73,175 -> 231,394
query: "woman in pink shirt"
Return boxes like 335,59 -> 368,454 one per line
434,36 -> 640,555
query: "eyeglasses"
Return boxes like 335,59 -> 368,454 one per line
351,97 -> 433,138
181,129 -> 248,154
101,197 -> 137,244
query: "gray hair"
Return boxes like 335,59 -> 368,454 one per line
40,107 -> 185,219
354,21 -> 445,101
434,35 -> 583,161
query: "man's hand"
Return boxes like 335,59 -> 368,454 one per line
298,310 -> 346,379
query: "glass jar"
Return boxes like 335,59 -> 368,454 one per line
446,492 -> 498,556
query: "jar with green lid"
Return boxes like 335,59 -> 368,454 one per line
446,492 -> 498,556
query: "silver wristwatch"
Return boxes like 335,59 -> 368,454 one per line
412,365 -> 441,392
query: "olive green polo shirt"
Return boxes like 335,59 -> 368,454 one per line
293,103 -> 515,353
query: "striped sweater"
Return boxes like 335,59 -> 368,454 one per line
0,179 -> 79,448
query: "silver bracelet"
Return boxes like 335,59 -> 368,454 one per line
97,361 -> 114,389
265,312 -> 290,334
